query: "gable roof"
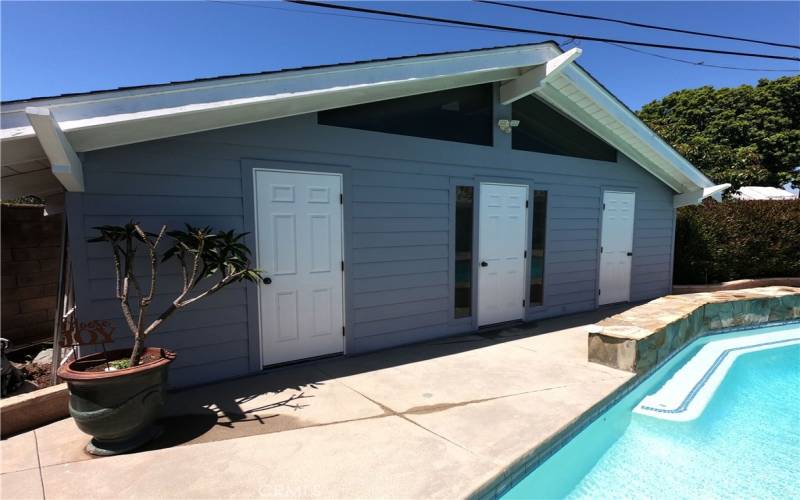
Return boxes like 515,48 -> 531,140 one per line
1,42 -> 723,204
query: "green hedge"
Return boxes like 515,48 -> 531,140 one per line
674,199 -> 800,284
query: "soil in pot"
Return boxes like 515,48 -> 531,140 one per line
58,347 -> 176,456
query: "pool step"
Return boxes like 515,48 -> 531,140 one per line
634,326 -> 800,421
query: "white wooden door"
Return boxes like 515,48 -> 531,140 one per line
478,183 -> 528,326
254,170 -> 344,366
598,191 -> 635,305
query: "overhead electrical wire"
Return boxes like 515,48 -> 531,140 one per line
475,0 -> 800,50
604,42 -> 798,73
206,0 -> 514,34
207,1 -> 800,71
284,1 -> 799,62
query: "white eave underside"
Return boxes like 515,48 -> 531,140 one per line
1,43 -> 714,195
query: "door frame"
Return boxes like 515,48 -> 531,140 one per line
596,187 -> 637,306
476,180 -> 530,328
242,159 -> 351,371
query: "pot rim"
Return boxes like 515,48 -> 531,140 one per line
57,347 -> 176,382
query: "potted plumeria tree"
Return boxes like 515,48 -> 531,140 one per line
58,223 -> 263,455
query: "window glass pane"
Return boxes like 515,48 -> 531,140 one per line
530,190 -> 547,306
454,186 -> 474,318
319,84 -> 493,146
512,95 -> 617,162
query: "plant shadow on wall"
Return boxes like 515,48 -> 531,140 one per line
58,222 -> 264,456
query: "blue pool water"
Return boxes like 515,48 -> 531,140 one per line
503,322 -> 800,499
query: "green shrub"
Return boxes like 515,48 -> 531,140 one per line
674,199 -> 800,284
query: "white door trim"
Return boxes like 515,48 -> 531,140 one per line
598,190 -> 635,306
253,167 -> 346,367
477,182 -> 529,327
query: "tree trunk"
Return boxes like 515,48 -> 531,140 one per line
129,336 -> 146,366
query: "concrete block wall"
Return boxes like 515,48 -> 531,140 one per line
1,205 -> 62,347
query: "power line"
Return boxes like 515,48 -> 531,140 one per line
285,1 -> 800,62
604,42 -> 799,73
476,0 -> 800,50
205,1 -> 511,34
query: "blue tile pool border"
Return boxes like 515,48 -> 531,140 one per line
470,319 -> 800,500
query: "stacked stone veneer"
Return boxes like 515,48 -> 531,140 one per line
588,286 -> 800,374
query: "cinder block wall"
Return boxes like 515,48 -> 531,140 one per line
1,205 -> 62,347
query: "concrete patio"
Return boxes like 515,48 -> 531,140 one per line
1,305 -> 635,499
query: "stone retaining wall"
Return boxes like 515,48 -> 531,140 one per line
588,286 -> 800,373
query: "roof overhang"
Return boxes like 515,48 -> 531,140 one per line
1,42 -> 723,206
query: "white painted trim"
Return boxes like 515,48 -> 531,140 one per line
541,65 -> 718,193
673,183 -> 731,208
1,42 -> 716,198
499,48 -> 581,105
25,107 -> 84,192
1,44 -> 557,142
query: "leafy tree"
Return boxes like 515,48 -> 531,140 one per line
637,76 -> 800,192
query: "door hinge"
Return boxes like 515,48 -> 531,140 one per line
526,200 -> 529,208
600,246 -> 603,253
523,299 -> 526,307
603,203 -> 606,210
340,193 -> 343,204
341,260 -> 345,271
342,326 -> 346,337
598,289 -> 601,295
524,250 -> 527,258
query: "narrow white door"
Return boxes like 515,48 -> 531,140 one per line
598,191 -> 635,305
254,170 -> 344,366
478,183 -> 528,326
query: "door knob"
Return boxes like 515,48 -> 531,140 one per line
263,277 -> 272,284
481,261 -> 488,267
627,252 -> 633,257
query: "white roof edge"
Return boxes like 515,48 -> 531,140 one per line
557,64 -> 715,191
1,42 -> 714,195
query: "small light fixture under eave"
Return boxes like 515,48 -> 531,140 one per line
25,107 -> 84,192
498,119 -> 520,134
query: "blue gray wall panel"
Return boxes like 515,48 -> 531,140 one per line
70,97 -> 676,388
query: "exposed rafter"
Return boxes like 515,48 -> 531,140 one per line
25,107 -> 84,192
499,48 -> 581,105
673,183 -> 731,208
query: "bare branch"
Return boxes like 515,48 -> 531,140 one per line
111,245 -> 124,299
178,270 -> 246,308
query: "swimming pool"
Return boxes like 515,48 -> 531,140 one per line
502,321 -> 800,499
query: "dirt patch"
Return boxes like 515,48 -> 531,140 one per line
84,352 -> 161,373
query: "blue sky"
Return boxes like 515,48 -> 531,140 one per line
1,1 -> 798,109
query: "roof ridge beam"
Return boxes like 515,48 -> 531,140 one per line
499,48 -> 581,105
25,107 -> 84,192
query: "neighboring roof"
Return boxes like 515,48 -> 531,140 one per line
734,186 -> 798,200
1,41 -> 718,201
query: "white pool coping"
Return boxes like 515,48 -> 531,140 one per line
634,324 -> 800,421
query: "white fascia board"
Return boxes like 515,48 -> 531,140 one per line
60,68 -> 520,153
536,86 -> 687,192
25,107 -> 84,192
555,65 -> 715,193
673,183 -> 731,208
499,48 -> 581,105
1,44 -> 558,160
